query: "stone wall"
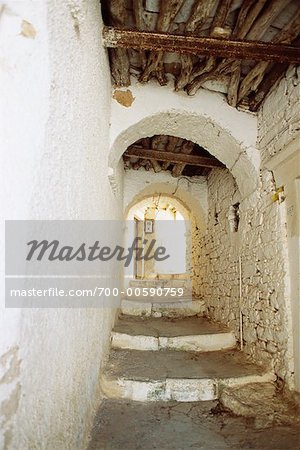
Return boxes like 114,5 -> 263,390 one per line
257,66 -> 300,392
193,168 -> 294,387
258,66 -> 300,165
193,169 -> 240,334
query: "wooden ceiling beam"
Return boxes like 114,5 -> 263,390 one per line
246,0 -> 291,41
139,0 -> 185,84
161,136 -> 181,170
238,10 -> 300,103
175,0 -> 216,91
124,146 -> 225,169
172,140 -> 194,177
103,27 -> 300,64
107,2 -> 130,87
248,63 -> 289,111
176,0 -> 231,91
186,0 -> 270,97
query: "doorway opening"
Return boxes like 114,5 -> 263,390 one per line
124,194 -> 192,294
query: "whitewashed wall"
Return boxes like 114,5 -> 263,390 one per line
258,68 -> 300,392
0,1 -> 122,449
258,66 -> 300,165
193,168 -> 294,387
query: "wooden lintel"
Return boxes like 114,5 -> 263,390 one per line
124,146 -> 225,169
103,26 -> 300,64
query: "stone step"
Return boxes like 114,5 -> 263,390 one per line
101,348 -> 275,402
121,298 -> 205,318
111,315 -> 236,352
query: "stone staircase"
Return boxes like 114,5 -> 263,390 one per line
100,295 -> 275,403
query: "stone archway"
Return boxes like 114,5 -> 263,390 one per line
124,181 -> 206,233
124,191 -> 195,287
108,82 -> 260,199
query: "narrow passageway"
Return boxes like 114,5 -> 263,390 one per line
2,1 -> 300,448
89,131 -> 300,448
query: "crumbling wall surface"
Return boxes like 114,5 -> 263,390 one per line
194,168 -> 293,387
0,1 -> 120,449
258,66 -> 300,165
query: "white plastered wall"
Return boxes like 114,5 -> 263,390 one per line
0,1 -> 122,449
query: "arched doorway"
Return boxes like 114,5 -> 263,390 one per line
108,84 -> 259,199
124,194 -> 193,295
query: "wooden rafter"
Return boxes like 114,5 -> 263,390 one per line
249,63 -> 289,111
175,0 -> 216,91
139,0 -> 185,84
103,0 -> 300,111
176,0 -> 233,91
124,146 -> 224,169
161,136 -> 182,170
132,0 -> 147,70
186,0 -> 292,103
107,1 -> 130,87
172,140 -> 195,177
237,9 -> 300,103
103,27 -> 300,65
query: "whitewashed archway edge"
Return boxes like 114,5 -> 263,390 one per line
109,81 -> 259,197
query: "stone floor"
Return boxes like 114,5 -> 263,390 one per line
88,399 -> 300,450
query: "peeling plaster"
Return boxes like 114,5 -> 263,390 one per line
0,347 -> 21,385
113,89 -> 135,108
20,20 -> 36,39
0,383 -> 21,426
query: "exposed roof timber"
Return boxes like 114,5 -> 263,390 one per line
103,27 -> 300,65
172,140 -> 194,177
249,63 -> 289,111
124,146 -> 225,169
102,0 -> 300,110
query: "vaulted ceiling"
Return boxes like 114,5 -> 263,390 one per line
102,0 -> 300,111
